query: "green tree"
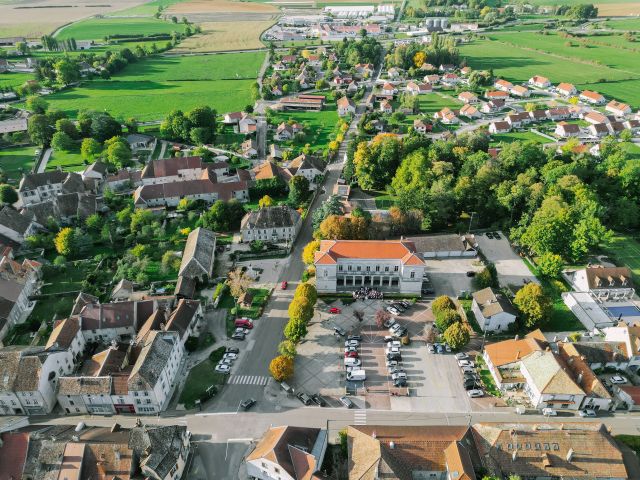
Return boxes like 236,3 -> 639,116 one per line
443,322 -> 470,350
27,114 -> 54,145
25,95 -> 48,114
55,118 -> 78,139
278,340 -> 297,359
0,184 -> 18,205
85,213 -> 102,232
284,317 -> 308,342
537,252 -> 564,278
51,131 -> 74,152
54,227 -> 75,256
294,282 -> 317,305
259,195 -> 274,208
105,138 -> 132,168
130,208 -> 155,233
432,295 -> 456,317
288,176 -> 310,207
435,308 -> 461,332
54,58 -> 79,85
81,138 -> 102,162
474,264 -> 498,289
514,282 -> 553,328
288,297 -> 314,323
269,355 -> 294,381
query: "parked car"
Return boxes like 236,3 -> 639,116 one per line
344,351 -> 359,358
398,301 -> 410,309
464,381 -> 481,391
344,346 -> 358,354
329,307 -> 342,314
493,231 -> 501,239
234,327 -> 250,335
384,318 -> 396,328
466,271 -> 476,277
394,378 -> 407,387
391,372 -> 407,381
296,392 -> 313,405
579,409 -> 597,417
344,340 -> 360,348
467,389 -> 484,398
386,306 -> 400,315
391,303 -> 406,312
348,335 -> 362,341
461,366 -> 475,375
235,318 -> 253,328
427,344 -> 435,354
458,360 -> 475,368
542,408 -> 557,416
215,364 -> 231,374
383,336 -> 396,343
226,347 -> 239,354
486,232 -> 494,239
333,326 -> 346,336
444,344 -> 451,353
231,332 -> 245,340
281,281 -> 288,290
223,353 -> 238,361
240,398 -> 256,410
389,367 -> 404,375
311,394 -> 326,407
387,340 -> 402,349
340,396 -> 354,408
344,358 -> 362,367
390,323 -> 404,334
610,375 -> 628,384
347,370 -> 366,381
385,346 -> 401,356
386,359 -> 399,368
421,288 -> 435,295
386,353 -> 402,362
455,353 -> 469,361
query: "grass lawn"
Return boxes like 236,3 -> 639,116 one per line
0,145 -> 38,183
55,17 -> 187,41
373,192 -> 397,209
179,359 -> 226,409
46,146 -> 85,172
475,355 -> 501,397
621,142 -> 640,160
490,130 -> 549,145
603,18 -> 640,30
0,71 -> 33,90
602,233 -> 640,281
270,103 -> 339,153
44,52 -> 265,121
417,92 -> 463,114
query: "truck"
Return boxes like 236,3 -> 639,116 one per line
346,369 -> 366,381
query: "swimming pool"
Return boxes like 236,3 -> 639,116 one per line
606,305 -> 640,318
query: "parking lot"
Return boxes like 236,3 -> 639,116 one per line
475,232 -> 538,288
293,297 -> 490,412
424,258 -> 485,297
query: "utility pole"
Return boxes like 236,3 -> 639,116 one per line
467,211 -> 476,234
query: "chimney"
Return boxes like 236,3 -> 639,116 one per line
514,334 -> 519,341
512,450 -> 517,461
566,448 -> 574,462
372,431 -> 376,439
115,450 -> 121,461
516,350 -> 520,360
577,373 -> 583,385
389,441 -> 395,449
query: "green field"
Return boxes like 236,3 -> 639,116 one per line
459,36 -> 640,107
490,130 -> 550,144
46,147 -> 85,172
601,18 -> 640,31
417,92 -> 463,114
43,52 -> 264,121
271,103 -> 340,152
55,17 -> 187,41
115,0 -> 187,16
603,234 -> 640,280
0,145 -> 38,183
0,72 -> 32,90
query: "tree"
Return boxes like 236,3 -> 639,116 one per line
269,355 -> 294,381
54,58 -> 79,85
51,131 -> 74,152
28,114 -> 54,145
25,95 -> 48,114
284,317 -> 308,342
474,264 -> 498,289
537,252 -> 564,278
202,200 -> 245,232
294,282 -> 317,305
227,267 -> 254,299
432,295 -> 456,317
375,309 -> 391,328
302,239 -> 320,265
105,138 -> 132,168
81,138 -> 102,162
54,227 -> 75,256
443,322 -> 470,350
514,282 -> 552,328
288,297 -> 314,323
0,184 -> 18,205
278,340 -> 297,359
259,195 -> 274,208
85,213 -> 102,232
288,175 -> 310,207
435,308 -> 461,332
130,208 -> 155,233
90,112 -> 122,142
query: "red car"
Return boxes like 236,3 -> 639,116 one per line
344,351 -> 359,358
281,281 -> 288,290
235,319 -> 253,329
329,307 -> 342,314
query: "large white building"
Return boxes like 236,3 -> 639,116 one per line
314,240 -> 425,294
240,205 -> 302,244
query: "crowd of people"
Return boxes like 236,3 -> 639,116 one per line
352,287 -> 383,300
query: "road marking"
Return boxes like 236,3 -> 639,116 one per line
228,375 -> 269,386
354,409 -> 367,425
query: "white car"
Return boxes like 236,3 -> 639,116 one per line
234,327 -> 249,335
542,408 -> 557,416
344,340 -> 359,348
223,353 -> 238,361
467,389 -> 484,398
387,340 -> 402,349
461,366 -> 475,374
391,372 -> 407,380
386,359 -> 399,368
458,359 -> 475,368
454,353 -> 469,361
386,306 -> 400,315
215,364 -> 231,374
579,409 -> 597,417
384,319 -> 396,328
389,323 -> 404,334
385,346 -> 401,355
610,375 -> 628,384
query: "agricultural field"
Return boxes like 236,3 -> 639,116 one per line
0,145 -> 38,183
458,36 -> 640,107
55,17 -> 187,41
167,0 -> 278,16
0,0 -> 148,38
602,18 -> 640,30
172,20 -> 275,52
43,52 -> 265,121
603,234 -> 640,280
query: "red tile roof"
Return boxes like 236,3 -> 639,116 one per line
0,432 -> 29,480
314,240 -> 424,266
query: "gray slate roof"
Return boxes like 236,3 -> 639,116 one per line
0,206 -> 34,235
241,205 -> 301,231
178,227 -> 216,279
129,425 -> 187,479
128,331 -> 178,391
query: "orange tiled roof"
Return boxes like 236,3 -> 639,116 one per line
314,240 -> 425,266
484,330 -> 546,367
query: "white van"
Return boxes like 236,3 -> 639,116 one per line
347,369 -> 366,381
344,358 -> 362,367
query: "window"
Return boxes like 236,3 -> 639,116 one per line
356,265 -> 361,271
339,265 -> 343,272
410,271 -> 415,278
324,270 -> 328,277
348,265 -> 352,271
366,266 -> 370,272
376,265 -> 380,272
394,266 -> 399,272
385,266 -> 389,272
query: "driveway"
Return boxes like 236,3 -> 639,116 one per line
425,258 -> 484,297
475,232 -> 538,289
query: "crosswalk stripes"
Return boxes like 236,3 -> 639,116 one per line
354,409 -> 367,425
228,375 -> 269,386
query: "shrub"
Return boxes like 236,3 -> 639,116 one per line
443,322 -> 470,350
288,297 -> 314,323
474,263 -> 498,289
213,282 -> 228,301
294,282 -> 317,305
284,317 -> 308,342
432,295 -> 455,317
185,336 -> 199,352
435,308 -> 461,332
208,346 -> 226,363
269,355 -> 294,381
